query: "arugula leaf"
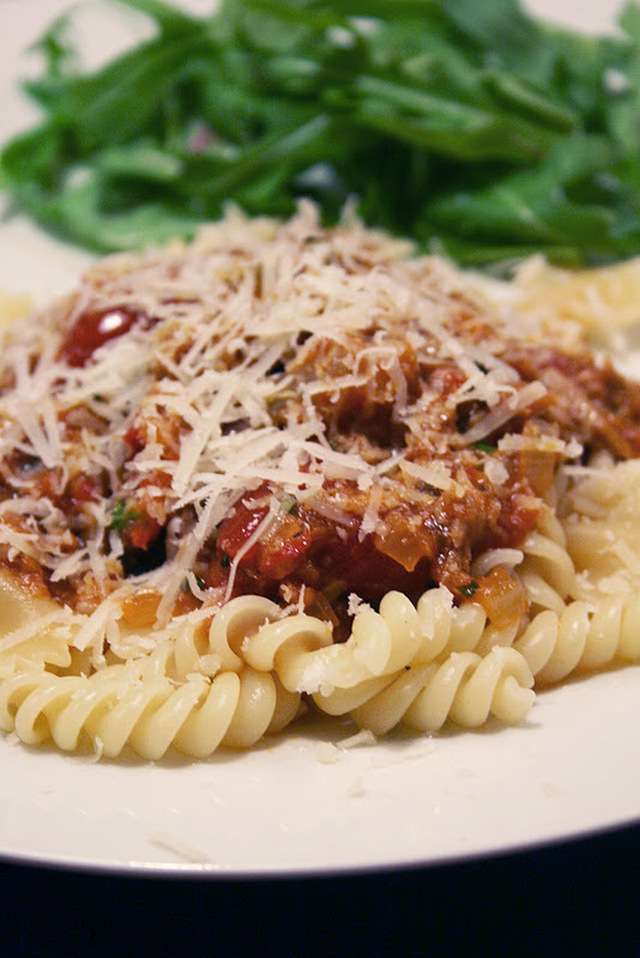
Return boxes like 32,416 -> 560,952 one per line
422,134 -> 640,263
113,0 -> 200,33
2,0 -> 640,265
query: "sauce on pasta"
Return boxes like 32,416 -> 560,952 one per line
0,206 -> 639,760
0,205 -> 637,628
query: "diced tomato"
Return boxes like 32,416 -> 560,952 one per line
69,475 -> 99,504
217,496 -> 313,580
217,499 -> 270,562
124,513 -> 162,550
216,486 -> 433,601
323,534 -> 432,601
58,307 -> 147,368
257,528 -> 312,579
33,468 -> 63,500
492,494 -> 539,550
123,424 -> 145,453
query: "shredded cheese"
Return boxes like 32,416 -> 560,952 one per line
0,203 -> 593,625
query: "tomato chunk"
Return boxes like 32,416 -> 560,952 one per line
58,307 -> 146,367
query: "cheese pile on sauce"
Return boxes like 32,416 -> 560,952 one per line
1,204 -> 639,633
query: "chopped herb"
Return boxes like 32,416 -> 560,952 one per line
220,553 -> 230,568
472,441 -> 496,453
110,499 -> 139,532
280,493 -> 298,514
459,579 -> 479,598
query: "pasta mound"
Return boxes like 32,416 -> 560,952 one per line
0,204 -> 639,760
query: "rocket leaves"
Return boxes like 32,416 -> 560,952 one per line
3,0 -> 640,266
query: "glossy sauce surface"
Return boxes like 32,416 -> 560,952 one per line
58,307 -> 144,367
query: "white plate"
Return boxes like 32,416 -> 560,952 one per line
0,0 -> 638,877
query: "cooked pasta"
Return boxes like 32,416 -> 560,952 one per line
518,519 -> 576,612
0,610 -> 76,677
0,663 -> 300,759
249,588 -> 457,695
0,205 -> 639,760
513,594 -> 640,684
314,646 -> 534,734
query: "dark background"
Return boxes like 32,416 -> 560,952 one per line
1,820 -> 638,957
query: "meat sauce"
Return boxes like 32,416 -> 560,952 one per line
209,472 -> 537,627
11,317 -> 632,631
504,344 -> 640,458
214,493 -> 431,600
6,252 -> 640,635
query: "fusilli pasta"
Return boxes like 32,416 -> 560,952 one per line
0,210 -> 639,762
314,647 -> 535,734
0,663 -> 301,759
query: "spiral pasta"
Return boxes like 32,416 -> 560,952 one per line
313,647 -> 535,734
517,518 -> 577,617
219,595 -> 334,686
1,210 -> 640,765
436,499 -> 640,685
1,483 -> 639,758
0,581 -> 541,757
247,587 -> 480,695
0,611 -> 76,677
511,590 -> 640,684
0,662 -> 301,760
0,569 -> 79,677
562,458 -> 640,591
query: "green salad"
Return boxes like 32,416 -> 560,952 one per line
3,0 -> 640,265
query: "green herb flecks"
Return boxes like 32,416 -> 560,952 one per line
280,493 -> 298,514
185,572 -> 207,594
472,441 -> 496,454
459,579 -> 479,598
110,499 -> 139,532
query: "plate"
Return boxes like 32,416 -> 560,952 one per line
0,0 -> 638,877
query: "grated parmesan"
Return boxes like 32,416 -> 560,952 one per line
0,203 -> 608,632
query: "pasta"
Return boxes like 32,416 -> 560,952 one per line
514,594 -> 640,684
245,589 -> 458,694
349,647 -> 535,735
518,515 -> 577,614
0,204 -> 639,761
0,662 -> 301,760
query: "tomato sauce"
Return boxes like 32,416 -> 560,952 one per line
217,491 -> 436,604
